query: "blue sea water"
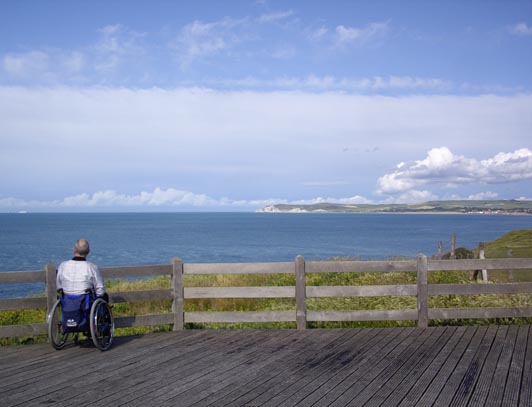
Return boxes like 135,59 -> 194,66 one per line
1,212 -> 532,298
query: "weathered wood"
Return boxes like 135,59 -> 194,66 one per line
295,255 -> 306,330
0,322 -> 47,338
109,289 -> 173,303
45,263 -> 56,315
184,286 -> 295,298
0,327 -> 530,406
429,307 -> 532,320
184,311 -> 296,323
307,284 -> 417,297
114,313 -> 174,328
428,258 -> 532,271
307,309 -> 417,322
0,297 -> 46,311
417,254 -> 428,328
183,262 -> 294,275
172,258 -> 184,331
306,260 -> 417,273
100,264 -> 172,278
0,270 -> 44,284
429,282 -> 532,295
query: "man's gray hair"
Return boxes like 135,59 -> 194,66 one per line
75,239 -> 90,256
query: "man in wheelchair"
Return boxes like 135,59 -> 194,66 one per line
49,239 -> 114,350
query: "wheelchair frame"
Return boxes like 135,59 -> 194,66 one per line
47,292 -> 115,351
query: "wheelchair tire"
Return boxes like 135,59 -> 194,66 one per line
89,298 -> 114,351
47,299 -> 69,350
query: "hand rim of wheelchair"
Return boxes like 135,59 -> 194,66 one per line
90,298 -> 115,351
47,296 -> 115,351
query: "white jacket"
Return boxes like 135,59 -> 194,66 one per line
56,257 -> 106,296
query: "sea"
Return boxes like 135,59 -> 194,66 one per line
1,212 -> 532,299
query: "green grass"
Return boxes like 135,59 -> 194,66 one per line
2,229 -> 532,345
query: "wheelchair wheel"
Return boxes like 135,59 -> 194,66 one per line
47,299 -> 69,350
89,298 -> 114,351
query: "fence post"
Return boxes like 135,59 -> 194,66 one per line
45,263 -> 56,316
438,241 -> 443,259
172,258 -> 184,331
450,233 -> 456,259
479,242 -> 488,283
295,255 -> 307,330
417,254 -> 428,328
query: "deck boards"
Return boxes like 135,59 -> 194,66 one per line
1,326 -> 530,407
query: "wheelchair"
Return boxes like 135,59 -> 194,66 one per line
47,289 -> 114,351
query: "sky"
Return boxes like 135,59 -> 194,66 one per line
0,0 -> 531,212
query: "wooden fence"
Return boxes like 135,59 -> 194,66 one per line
1,256 -> 532,338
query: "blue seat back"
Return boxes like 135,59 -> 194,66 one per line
60,292 -> 93,333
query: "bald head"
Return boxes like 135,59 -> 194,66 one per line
74,239 -> 90,257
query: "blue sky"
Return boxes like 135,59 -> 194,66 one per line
0,0 -> 531,211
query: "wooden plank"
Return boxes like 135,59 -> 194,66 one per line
109,289 -> 172,303
448,326 -> 499,406
114,313 -> 174,328
108,330 -> 306,407
307,309 -> 417,322
237,329 -> 375,407
306,260 -> 417,273
350,327 -> 449,406
298,328 -> 414,407
324,328 -> 428,406
295,255 -> 306,330
485,325 -> 519,407
414,326 -> 480,406
467,326 -> 508,406
213,330 -> 368,407
184,311 -> 296,323
0,323 -> 47,338
184,286 -> 295,299
432,326 -> 494,406
172,258 -> 184,331
0,270 -> 44,284
307,284 -> 417,297
520,325 -> 532,407
428,258 -> 532,271
373,328 -> 457,407
429,282 -> 532,295
173,330 -> 363,407
502,325 -> 529,407
272,329 -> 396,407
0,297 -> 46,311
417,254 -> 428,328
183,262 -> 294,275
429,307 -> 532,320
101,264 -> 172,278
397,326 -> 468,407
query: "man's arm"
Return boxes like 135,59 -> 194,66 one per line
90,263 -> 106,297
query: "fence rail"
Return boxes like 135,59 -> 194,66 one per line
1,256 -> 532,338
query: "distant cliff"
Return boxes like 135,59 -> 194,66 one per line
258,200 -> 532,214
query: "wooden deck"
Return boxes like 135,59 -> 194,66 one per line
1,326 -> 531,406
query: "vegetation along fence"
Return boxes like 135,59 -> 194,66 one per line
1,256 -> 532,338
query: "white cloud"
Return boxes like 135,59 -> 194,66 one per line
377,147 -> 532,195
335,22 -> 389,47
93,24 -> 146,74
3,51 -> 50,78
210,74 -> 452,91
1,87 -> 531,207
258,10 -> 294,23
174,18 -> 247,67
509,22 -> 532,36
0,188 -> 374,211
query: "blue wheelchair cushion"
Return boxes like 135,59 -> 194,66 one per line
61,292 -> 92,332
